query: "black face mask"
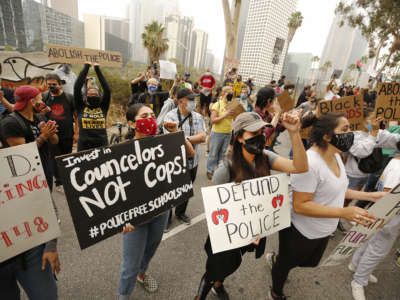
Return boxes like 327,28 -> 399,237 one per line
329,132 -> 354,152
243,134 -> 266,155
49,87 -> 60,94
86,96 -> 101,107
226,93 -> 233,101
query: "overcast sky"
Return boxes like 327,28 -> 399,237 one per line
79,0 -> 340,61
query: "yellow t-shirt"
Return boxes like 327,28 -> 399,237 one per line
211,100 -> 232,134
233,81 -> 246,98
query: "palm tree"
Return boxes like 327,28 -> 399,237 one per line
319,61 -> 332,81
348,63 -> 356,84
287,12 -> 304,47
141,21 -> 169,64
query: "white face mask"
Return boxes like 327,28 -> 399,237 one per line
186,100 -> 196,112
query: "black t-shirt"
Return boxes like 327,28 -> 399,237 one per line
1,112 -> 51,180
0,87 -> 15,117
43,91 -> 75,139
131,81 -> 147,95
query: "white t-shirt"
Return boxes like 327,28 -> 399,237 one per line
377,157 -> 400,191
290,150 -> 349,239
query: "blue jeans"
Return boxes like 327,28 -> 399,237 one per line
206,131 -> 231,174
0,244 -> 58,300
118,212 -> 169,296
347,176 -> 368,190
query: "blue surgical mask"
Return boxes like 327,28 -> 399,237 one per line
366,123 -> 373,132
149,85 -> 157,93
186,100 -> 196,112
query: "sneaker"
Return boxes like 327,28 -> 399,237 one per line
351,280 -> 366,300
267,288 -> 286,300
137,273 -> 158,293
348,263 -> 378,283
211,284 -> 230,300
164,224 -> 171,233
176,214 -> 191,225
265,252 -> 276,270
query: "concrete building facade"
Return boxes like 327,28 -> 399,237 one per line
190,29 -> 208,70
239,0 -> 297,86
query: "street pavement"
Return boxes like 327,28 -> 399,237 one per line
24,131 -> 400,300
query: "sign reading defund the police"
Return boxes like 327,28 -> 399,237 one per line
56,132 -> 193,249
0,143 -> 60,263
321,184 -> 400,267
202,173 -> 290,254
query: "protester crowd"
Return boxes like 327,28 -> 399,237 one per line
0,60 -> 399,300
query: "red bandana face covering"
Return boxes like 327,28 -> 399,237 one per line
135,117 -> 158,136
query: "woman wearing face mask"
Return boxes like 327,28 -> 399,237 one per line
118,103 -> 194,300
266,112 -> 386,300
74,62 -> 111,151
206,86 -> 235,180
195,111 -> 308,300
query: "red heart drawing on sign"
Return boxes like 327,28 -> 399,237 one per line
272,194 -> 284,208
211,209 -> 229,225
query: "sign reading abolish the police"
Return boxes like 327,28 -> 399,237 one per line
56,132 -> 193,249
321,185 -> 400,267
318,95 -> 364,131
374,82 -> 400,121
0,143 -> 60,262
46,44 -> 123,68
201,173 -> 290,254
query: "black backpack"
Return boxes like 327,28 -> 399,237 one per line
356,148 -> 383,174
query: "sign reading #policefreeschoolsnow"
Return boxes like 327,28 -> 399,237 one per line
202,173 -> 290,254
56,132 -> 193,249
0,143 -> 60,263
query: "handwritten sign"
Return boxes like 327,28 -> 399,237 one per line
318,94 -> 364,131
56,132 -> 193,249
201,173 -> 290,254
0,143 -> 60,262
374,82 -> 400,121
277,90 -> 295,112
46,44 -> 123,68
159,60 -> 177,80
321,185 -> 400,266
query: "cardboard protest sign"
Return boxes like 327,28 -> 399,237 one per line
225,98 -> 246,119
46,44 -> 123,68
321,185 -> 400,267
202,173 -> 290,254
277,90 -> 295,112
159,60 -> 177,80
56,132 -> 193,249
374,82 -> 400,121
0,143 -> 60,262
318,94 -> 364,131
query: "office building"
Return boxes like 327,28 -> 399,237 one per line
239,0 -> 297,86
104,17 -> 130,43
235,0 -> 251,60
205,50 -> 215,71
49,0 -> 78,19
282,52 -> 313,83
84,14 -> 105,50
189,29 -> 208,70
164,14 -> 194,67
319,14 -> 368,82
0,0 -> 84,52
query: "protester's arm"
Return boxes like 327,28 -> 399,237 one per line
74,63 -> 90,111
73,113 -> 79,143
94,64 -> 111,112
349,132 -> 377,158
0,90 -> 14,112
131,73 -> 145,85
187,130 -> 206,144
270,112 -> 308,174
377,128 -> 400,149
345,189 -> 386,202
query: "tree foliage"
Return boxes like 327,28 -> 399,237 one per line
336,0 -> 400,79
141,21 -> 169,64
287,11 -> 304,44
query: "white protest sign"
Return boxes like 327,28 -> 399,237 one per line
202,173 -> 290,254
321,185 -> 400,267
159,60 -> 177,80
0,143 -> 61,262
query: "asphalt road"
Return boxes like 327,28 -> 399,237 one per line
24,131 -> 400,300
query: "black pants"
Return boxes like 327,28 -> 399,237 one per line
175,166 -> 198,217
50,138 -> 73,186
271,225 -> 329,296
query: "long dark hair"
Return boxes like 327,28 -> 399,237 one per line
230,129 -> 270,183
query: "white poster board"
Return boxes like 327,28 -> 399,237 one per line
201,173 -> 290,254
321,185 -> 400,266
0,143 -> 61,262
159,60 -> 177,80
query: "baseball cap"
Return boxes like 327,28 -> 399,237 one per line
184,71 -> 190,77
13,85 -> 41,111
177,88 -> 198,100
232,112 -> 269,134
